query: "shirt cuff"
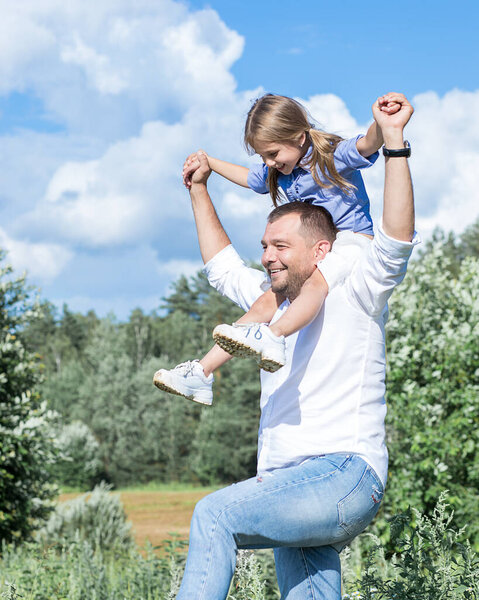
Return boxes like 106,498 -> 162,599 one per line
354,135 -> 379,166
376,224 -> 421,258
247,164 -> 269,194
203,244 -> 245,278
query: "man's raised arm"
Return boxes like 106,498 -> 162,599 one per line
188,151 -> 232,264
373,93 -> 415,242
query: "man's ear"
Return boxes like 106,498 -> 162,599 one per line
313,239 -> 332,262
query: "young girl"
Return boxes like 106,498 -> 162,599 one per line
154,93 -> 397,405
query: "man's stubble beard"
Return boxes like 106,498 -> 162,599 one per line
271,265 -> 315,301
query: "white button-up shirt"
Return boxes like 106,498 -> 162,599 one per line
203,226 -> 419,487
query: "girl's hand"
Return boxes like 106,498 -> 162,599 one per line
183,150 -> 211,188
373,93 -> 414,133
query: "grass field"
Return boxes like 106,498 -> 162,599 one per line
59,485 -> 217,549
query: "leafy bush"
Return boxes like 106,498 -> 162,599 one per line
0,538 -> 186,600
343,492 -> 479,599
36,482 -> 134,553
384,244 -> 479,547
2,494 -> 478,599
0,251 -> 58,544
50,420 -> 103,489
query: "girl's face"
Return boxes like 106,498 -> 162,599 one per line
253,133 -> 307,175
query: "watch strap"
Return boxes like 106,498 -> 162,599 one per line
383,140 -> 411,157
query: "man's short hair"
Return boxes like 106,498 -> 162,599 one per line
267,202 -> 338,245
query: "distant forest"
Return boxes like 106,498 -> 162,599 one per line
5,219 -> 479,548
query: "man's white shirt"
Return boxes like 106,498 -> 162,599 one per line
204,227 -> 419,487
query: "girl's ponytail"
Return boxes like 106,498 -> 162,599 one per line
244,94 -> 357,206
307,129 -> 357,196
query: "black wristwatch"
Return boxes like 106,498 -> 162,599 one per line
382,140 -> 411,157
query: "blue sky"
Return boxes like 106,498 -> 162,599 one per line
0,0 -> 478,319
190,0 -> 479,122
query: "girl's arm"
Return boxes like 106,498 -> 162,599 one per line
356,96 -> 401,158
183,150 -> 249,188
356,121 -> 383,158
208,156 -> 250,188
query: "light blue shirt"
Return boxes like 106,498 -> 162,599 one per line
247,135 -> 378,236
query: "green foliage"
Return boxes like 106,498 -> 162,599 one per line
50,421 -> 103,490
1,495 -> 477,599
0,537 -> 187,600
25,272 -> 260,488
0,251 -> 58,544
228,550 -> 267,600
36,482 -> 134,553
384,242 -> 479,547
345,492 -> 479,599
14,220 -> 479,556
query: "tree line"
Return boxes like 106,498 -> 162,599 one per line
1,220 -> 478,548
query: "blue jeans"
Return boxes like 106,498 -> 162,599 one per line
177,453 -> 384,600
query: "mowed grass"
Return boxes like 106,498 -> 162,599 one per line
59,483 -> 219,549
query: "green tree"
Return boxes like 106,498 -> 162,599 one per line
383,242 -> 479,547
0,251 -> 57,543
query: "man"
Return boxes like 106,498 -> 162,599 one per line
176,94 -> 417,600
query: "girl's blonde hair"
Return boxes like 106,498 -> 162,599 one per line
244,94 -> 356,206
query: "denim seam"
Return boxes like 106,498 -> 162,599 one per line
221,462 -> 346,516
337,465 -> 373,536
197,517 -> 220,600
198,456 -> 353,598
299,547 -> 316,600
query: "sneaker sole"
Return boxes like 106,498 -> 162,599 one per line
153,375 -> 212,406
213,331 -> 283,373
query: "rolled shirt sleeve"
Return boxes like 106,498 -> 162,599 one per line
346,225 -> 420,317
247,163 -> 270,194
334,135 -> 379,172
203,244 -> 268,312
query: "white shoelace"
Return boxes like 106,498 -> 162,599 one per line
173,360 -> 200,376
231,322 -> 267,340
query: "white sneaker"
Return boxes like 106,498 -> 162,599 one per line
153,360 -> 213,405
212,323 -> 286,373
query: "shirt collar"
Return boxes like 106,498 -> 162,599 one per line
296,144 -> 313,171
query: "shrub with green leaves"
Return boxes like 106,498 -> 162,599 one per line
50,420 -> 103,490
384,244 -> 479,547
36,482 -> 134,552
0,251 -> 58,544
348,492 -> 479,599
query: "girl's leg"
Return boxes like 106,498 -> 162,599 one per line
154,290 -> 284,401
210,270 -> 327,372
200,289 -> 283,376
269,268 -> 328,338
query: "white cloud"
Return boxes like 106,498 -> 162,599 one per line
0,1 -> 243,137
302,94 -> 359,136
60,35 -> 128,95
160,259 -> 204,279
0,227 -> 72,283
0,0 -> 478,316
220,190 -> 270,219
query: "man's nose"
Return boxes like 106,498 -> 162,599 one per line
262,246 -> 276,264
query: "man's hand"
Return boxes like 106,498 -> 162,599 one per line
183,150 -> 212,189
373,93 -> 414,141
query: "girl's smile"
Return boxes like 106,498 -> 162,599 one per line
254,135 -> 307,175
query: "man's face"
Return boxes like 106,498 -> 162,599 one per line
261,213 -> 319,299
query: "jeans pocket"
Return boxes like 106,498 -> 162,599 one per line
337,466 -> 383,538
